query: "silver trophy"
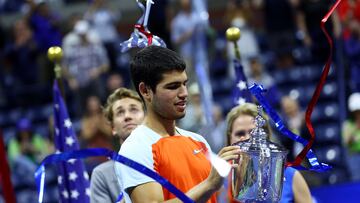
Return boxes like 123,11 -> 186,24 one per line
232,106 -> 288,203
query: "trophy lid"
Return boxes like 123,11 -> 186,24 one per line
233,105 -> 287,156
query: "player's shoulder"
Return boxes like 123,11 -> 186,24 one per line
120,125 -> 160,154
176,127 -> 209,144
121,125 -> 147,146
176,127 -> 203,139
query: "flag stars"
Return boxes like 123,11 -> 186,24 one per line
55,127 -> 59,136
65,136 -> 75,146
237,97 -> 246,105
67,159 -> 77,164
69,171 -> 78,181
54,82 -> 91,202
84,172 -> 89,180
71,190 -> 80,199
64,118 -> 72,129
62,190 -> 69,199
58,176 -> 62,184
86,187 -> 91,196
237,80 -> 247,91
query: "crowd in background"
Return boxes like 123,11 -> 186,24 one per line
0,0 -> 360,202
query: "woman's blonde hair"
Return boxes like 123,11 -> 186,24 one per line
226,103 -> 271,145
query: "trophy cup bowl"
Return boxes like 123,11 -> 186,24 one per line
232,140 -> 288,203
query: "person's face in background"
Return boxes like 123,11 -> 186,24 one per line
281,96 -> 299,118
112,98 -> 144,143
230,114 -> 255,144
16,118 -> 33,143
107,73 -> 124,93
249,58 -> 263,76
86,96 -> 101,115
37,3 -> 51,17
13,19 -> 32,45
180,0 -> 191,12
213,104 -> 223,125
188,83 -> 201,105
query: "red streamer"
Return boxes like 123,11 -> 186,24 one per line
0,130 -> 16,203
135,24 -> 153,45
289,0 -> 342,168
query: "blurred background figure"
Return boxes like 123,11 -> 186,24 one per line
280,96 -> 304,160
25,0 -> 62,84
7,117 -> 53,203
178,83 -> 205,132
80,95 -> 112,172
25,0 -> 62,53
104,72 -> 124,102
253,0 -> 297,56
1,18 -> 41,109
62,14 -> 101,51
342,92 -> 360,182
294,0 -> 341,64
62,19 -> 109,116
248,55 -> 280,107
8,118 -> 50,165
199,103 -> 226,153
85,0 -> 121,71
343,12 -> 360,92
4,18 -> 39,86
171,0 -> 202,84
225,0 -> 259,77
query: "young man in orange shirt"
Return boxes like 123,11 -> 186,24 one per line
117,46 -> 240,203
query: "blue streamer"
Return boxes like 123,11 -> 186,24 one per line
35,148 -> 194,203
248,84 -> 331,172
115,192 -> 123,203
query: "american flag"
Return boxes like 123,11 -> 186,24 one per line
232,59 -> 252,106
53,81 -> 90,202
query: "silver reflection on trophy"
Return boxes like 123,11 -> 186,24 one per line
232,105 -> 288,202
